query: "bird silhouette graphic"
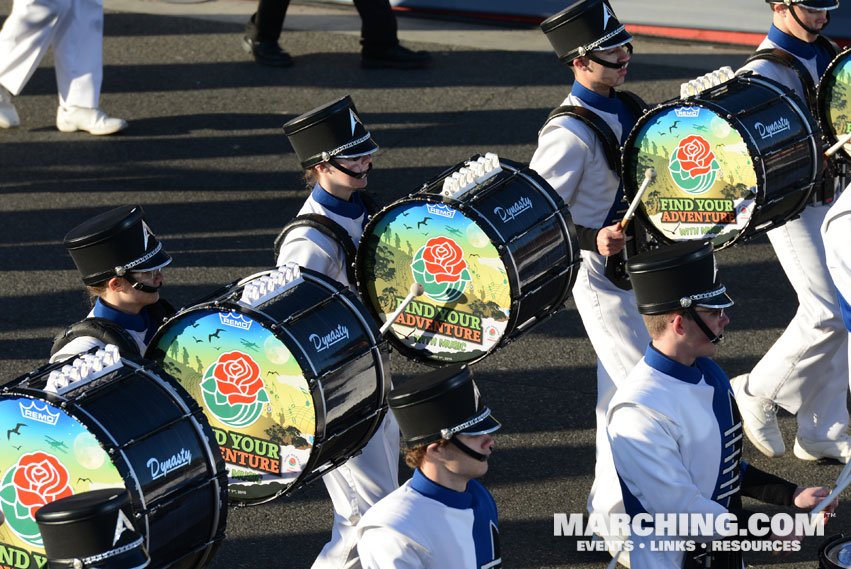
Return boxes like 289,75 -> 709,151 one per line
417,217 -> 432,229
7,423 -> 26,439
193,336 -> 204,343
403,224 -> 413,230
208,329 -> 225,342
668,120 -> 681,133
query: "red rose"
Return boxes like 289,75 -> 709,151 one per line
676,135 -> 716,178
421,237 -> 468,284
213,351 -> 264,405
13,452 -> 73,519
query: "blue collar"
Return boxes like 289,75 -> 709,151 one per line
411,468 -> 474,510
571,81 -> 619,115
311,184 -> 367,220
644,344 -> 704,384
768,25 -> 818,60
93,298 -> 148,333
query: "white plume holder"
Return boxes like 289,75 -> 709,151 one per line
45,344 -> 123,394
440,153 -> 503,199
240,262 -> 303,307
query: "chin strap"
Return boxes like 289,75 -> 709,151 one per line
585,43 -> 632,70
449,437 -> 488,462
786,2 -> 828,35
686,306 -> 722,344
122,273 -> 160,294
328,158 -> 372,180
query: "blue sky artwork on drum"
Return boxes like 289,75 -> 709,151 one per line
626,104 -> 758,248
0,397 -> 123,565
820,48 -> 851,161
360,201 -> 511,364
149,311 -> 315,503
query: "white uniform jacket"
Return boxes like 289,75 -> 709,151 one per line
822,183 -> 851,331
357,469 -> 501,569
530,81 -> 649,521
276,183 -> 368,291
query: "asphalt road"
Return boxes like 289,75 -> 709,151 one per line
0,1 -> 849,567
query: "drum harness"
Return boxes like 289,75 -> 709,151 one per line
746,35 -> 843,206
543,90 -> 650,290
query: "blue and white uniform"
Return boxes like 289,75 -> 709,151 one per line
276,184 -> 369,291
357,469 -> 501,569
737,27 -> 849,446
822,183 -> 851,331
530,82 -> 649,524
278,183 -> 400,569
50,298 -> 161,363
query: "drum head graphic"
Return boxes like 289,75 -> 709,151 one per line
0,398 -> 124,565
818,48 -> 851,163
624,104 -> 758,249
359,200 -> 512,365
150,309 -> 316,504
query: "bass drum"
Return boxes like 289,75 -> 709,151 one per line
146,266 -> 390,505
817,46 -> 851,163
356,155 -> 579,366
623,73 -> 819,249
0,353 -> 227,569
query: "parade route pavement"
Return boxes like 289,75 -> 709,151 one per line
0,1 -> 847,566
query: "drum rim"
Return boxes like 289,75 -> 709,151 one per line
816,46 -> 851,160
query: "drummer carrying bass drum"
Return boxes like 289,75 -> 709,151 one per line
50,205 -> 175,363
732,0 -> 851,464
529,0 -> 650,549
274,96 -> 400,569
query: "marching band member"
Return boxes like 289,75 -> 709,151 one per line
357,365 -> 501,569
608,241 -> 836,568
529,0 -> 649,536
822,182 -> 851,331
733,0 -> 850,463
278,96 -> 400,569
50,205 -> 174,362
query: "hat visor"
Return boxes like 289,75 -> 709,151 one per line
132,249 -> 172,273
456,412 -> 501,437
695,290 -> 734,309
335,138 -> 379,160
595,28 -> 633,52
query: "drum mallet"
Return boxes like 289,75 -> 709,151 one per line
380,283 -> 425,335
826,132 -> 851,158
810,458 -> 851,517
620,168 -> 657,231
605,550 -> 622,569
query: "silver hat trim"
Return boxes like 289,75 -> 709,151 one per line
115,242 -> 164,275
440,408 -> 493,440
577,25 -> 629,57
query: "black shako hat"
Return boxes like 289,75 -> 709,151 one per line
627,242 -> 734,315
389,365 -> 501,447
541,0 -> 632,64
765,0 -> 838,9
283,96 -> 379,169
64,205 -> 171,286
35,489 -> 150,569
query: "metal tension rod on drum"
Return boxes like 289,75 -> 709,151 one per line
620,168 -> 657,231
380,283 -> 425,335
826,132 -> 851,158
811,458 -> 851,517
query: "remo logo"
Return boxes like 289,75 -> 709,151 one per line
411,237 -> 472,303
668,135 -> 721,195
201,351 -> 269,428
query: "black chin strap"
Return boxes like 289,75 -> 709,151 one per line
122,273 -> 160,294
687,306 -> 722,345
585,43 -> 632,70
328,158 -> 372,180
786,3 -> 827,35
449,437 -> 488,462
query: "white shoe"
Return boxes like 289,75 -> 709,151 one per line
56,105 -> 127,135
0,85 -> 20,128
794,435 -> 851,463
731,374 -> 785,457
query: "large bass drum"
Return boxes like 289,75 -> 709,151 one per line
0,353 -> 227,569
356,155 -> 579,366
623,73 -> 820,249
817,47 -> 851,163
146,266 -> 390,505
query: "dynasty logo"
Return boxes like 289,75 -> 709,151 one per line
201,351 -> 269,428
668,135 -> 720,195
410,237 -> 472,303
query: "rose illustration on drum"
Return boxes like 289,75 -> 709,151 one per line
668,135 -> 721,195
411,236 -> 472,303
201,351 -> 270,428
0,451 -> 73,546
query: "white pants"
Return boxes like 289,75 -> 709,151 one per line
312,412 -> 400,569
573,252 -> 649,523
748,203 -> 850,441
0,0 -> 103,108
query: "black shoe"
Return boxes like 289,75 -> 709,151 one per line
361,44 -> 431,69
242,36 -> 294,68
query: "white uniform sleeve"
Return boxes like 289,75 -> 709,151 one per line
738,58 -> 808,104
823,188 -> 851,306
357,526 -> 429,569
276,226 -> 344,280
608,403 -> 730,541
529,120 -> 591,208
49,336 -> 106,364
